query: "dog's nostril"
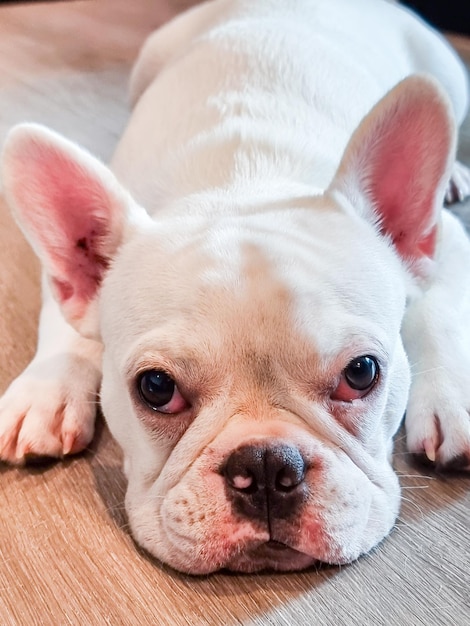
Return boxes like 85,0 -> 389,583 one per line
230,471 -> 258,494
224,456 -> 260,495
275,464 -> 305,492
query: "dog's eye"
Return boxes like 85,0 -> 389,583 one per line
137,370 -> 188,413
332,355 -> 379,402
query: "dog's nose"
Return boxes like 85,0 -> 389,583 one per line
222,443 -> 307,521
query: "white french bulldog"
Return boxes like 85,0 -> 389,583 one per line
1,0 -> 470,574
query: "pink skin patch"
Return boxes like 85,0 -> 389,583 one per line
364,86 -> 451,263
22,161 -> 110,312
4,126 -> 124,323
332,76 -> 454,272
232,475 -> 253,490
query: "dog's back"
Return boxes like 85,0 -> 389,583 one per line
112,0 -> 467,215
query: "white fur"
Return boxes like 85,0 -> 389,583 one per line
1,0 -> 470,573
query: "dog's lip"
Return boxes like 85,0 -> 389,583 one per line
252,540 -> 306,562
262,540 -> 295,553
226,540 -> 318,573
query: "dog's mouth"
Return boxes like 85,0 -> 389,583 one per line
225,540 -> 318,573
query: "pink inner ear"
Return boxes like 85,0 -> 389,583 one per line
332,76 -> 455,274
368,120 -> 447,261
9,134 -> 117,320
49,221 -> 110,315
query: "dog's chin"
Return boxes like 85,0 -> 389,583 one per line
224,541 -> 319,573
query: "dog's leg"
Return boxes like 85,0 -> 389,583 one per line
402,209 -> 470,470
0,274 -> 102,464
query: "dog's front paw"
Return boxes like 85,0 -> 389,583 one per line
405,377 -> 470,471
0,353 -> 100,465
445,161 -> 470,205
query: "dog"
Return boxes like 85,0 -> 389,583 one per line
1,0 -> 470,574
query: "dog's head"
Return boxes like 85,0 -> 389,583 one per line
1,76 -> 455,573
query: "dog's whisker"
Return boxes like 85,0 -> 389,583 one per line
396,473 -> 436,480
400,485 -> 431,491
398,496 -> 426,519
392,433 -> 408,444
409,365 -> 447,377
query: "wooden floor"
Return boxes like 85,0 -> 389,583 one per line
0,2 -> 469,625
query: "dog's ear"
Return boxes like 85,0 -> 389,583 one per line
1,123 -> 137,338
327,74 -> 456,277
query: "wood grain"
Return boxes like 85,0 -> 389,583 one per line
0,2 -> 469,624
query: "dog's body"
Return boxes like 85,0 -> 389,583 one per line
1,0 -> 470,573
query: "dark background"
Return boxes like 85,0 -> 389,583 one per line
402,1 -> 470,35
